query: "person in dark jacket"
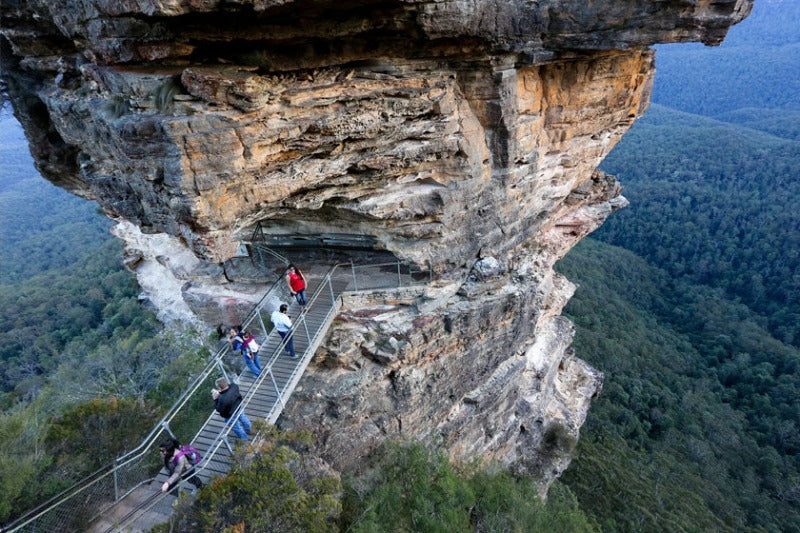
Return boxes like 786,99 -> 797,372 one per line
212,377 -> 251,440
159,438 -> 204,492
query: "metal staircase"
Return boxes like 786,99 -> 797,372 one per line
5,261 -> 430,533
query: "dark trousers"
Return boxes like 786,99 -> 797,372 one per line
277,330 -> 296,357
166,467 -> 204,492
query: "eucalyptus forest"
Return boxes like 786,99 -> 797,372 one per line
561,3 -> 800,530
1,0 -> 798,530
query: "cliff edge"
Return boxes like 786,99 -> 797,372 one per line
0,0 -> 751,487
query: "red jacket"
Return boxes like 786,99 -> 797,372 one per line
288,271 -> 305,292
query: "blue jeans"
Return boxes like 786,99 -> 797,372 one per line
225,411 -> 251,440
277,330 -> 296,358
243,351 -> 262,377
294,289 -> 307,306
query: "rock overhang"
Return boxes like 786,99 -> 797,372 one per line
0,0 -> 753,478
1,0 -> 751,269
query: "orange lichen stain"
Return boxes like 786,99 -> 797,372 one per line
516,67 -> 543,115
269,149 -> 303,163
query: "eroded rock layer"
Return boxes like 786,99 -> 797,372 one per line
1,0 -> 751,485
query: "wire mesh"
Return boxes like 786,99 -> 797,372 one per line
7,260 -> 428,532
349,261 -> 431,290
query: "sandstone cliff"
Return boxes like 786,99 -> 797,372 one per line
1,0 -> 751,487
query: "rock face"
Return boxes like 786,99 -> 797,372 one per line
1,0 -> 751,487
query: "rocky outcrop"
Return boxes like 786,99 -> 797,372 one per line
281,168 -> 621,481
1,0 -> 751,486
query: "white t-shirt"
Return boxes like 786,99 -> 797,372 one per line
271,310 -> 292,332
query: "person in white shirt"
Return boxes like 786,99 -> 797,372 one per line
270,303 -> 296,358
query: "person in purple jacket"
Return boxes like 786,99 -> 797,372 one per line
159,438 -> 203,493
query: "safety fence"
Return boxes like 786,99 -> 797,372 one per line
104,264 -> 351,529
5,260 -> 430,532
3,268 -> 292,533
249,242 -> 290,267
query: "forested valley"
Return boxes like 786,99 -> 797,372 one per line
0,109 -> 210,521
1,0 -> 798,530
561,2 -> 800,530
559,238 -> 800,532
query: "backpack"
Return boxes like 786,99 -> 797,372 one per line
231,335 -> 244,351
245,334 -> 259,353
173,444 -> 202,466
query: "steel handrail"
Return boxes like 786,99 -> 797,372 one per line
258,262 -> 348,373
249,242 -> 290,266
110,264 -> 350,528
9,258 -> 429,531
349,260 -> 431,280
113,263 -> 290,452
98,258 -> 433,530
4,267 -> 290,532
263,282 -> 343,423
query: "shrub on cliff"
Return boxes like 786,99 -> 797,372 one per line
341,442 -> 474,532
340,442 -> 599,532
165,426 -> 341,533
470,472 -> 598,533
0,395 -> 159,524
45,396 -> 157,474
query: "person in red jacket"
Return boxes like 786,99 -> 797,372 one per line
286,264 -> 307,307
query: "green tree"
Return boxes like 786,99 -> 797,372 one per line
341,442 -> 599,533
168,426 -> 341,533
44,396 -> 157,480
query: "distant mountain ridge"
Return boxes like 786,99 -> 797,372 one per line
599,0 -> 800,345
653,0 -> 800,117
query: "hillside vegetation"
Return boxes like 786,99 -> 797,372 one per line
597,104 -> 800,346
561,2 -> 800,529
559,239 -> 800,532
0,112 -> 204,523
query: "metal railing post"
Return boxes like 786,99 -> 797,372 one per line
350,260 -> 358,291
162,422 -> 176,440
302,314 -> 311,345
269,370 -> 285,408
256,309 -> 269,339
328,275 -> 335,304
113,459 -> 120,501
216,359 -> 229,382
